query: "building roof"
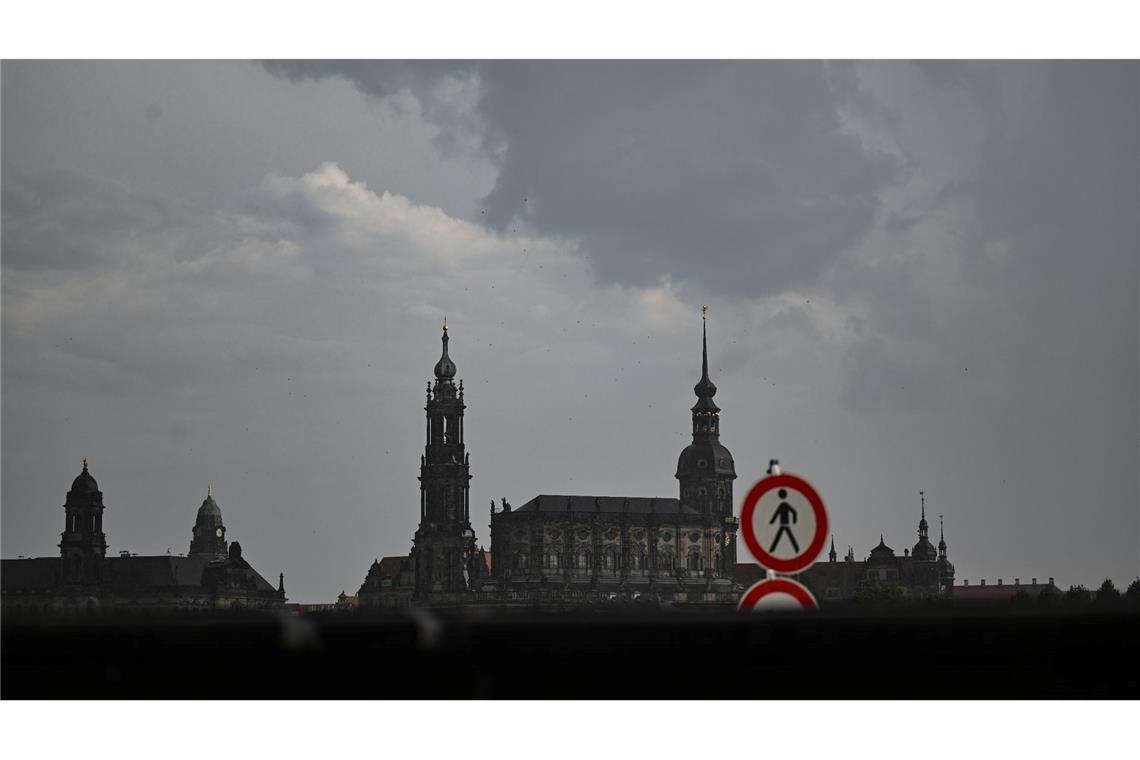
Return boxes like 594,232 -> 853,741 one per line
3,554 -> 279,596
104,555 -> 216,590
955,582 -> 1054,601
512,495 -> 699,515
1,558 -> 60,592
377,556 -> 407,577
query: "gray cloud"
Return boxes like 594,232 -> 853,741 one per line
2,171 -> 185,271
263,61 -> 897,297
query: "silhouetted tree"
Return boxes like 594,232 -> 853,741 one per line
1126,578 -> 1140,605
1095,578 -> 1121,604
854,576 -> 904,604
1064,585 -> 1092,605
1037,584 -> 1061,605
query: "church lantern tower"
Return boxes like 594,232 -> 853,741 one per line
59,458 -> 108,583
412,320 -> 475,597
189,485 -> 228,559
675,307 -> 738,572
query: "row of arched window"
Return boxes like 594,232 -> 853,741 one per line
512,549 -> 716,573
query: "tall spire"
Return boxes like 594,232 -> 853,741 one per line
829,536 -> 837,562
693,306 -> 718,406
918,489 -> 929,537
938,514 -> 947,556
701,304 -> 709,382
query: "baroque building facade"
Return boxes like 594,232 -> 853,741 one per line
1,461 -> 285,617
358,310 -> 741,609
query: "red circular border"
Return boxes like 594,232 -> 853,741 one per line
740,473 -> 828,574
736,578 -> 819,612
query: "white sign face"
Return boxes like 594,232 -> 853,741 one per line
746,590 -> 808,612
748,484 -> 818,564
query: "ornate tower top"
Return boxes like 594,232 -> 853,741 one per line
434,320 -> 456,380
190,485 -> 227,558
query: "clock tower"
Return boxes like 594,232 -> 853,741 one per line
412,320 -> 475,598
189,485 -> 228,559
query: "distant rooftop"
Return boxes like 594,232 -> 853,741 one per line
512,495 -> 699,515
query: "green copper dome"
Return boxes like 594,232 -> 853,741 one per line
197,486 -> 222,518
434,322 -> 456,380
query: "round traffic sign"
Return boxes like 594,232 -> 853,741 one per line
737,578 -> 819,612
740,473 -> 828,574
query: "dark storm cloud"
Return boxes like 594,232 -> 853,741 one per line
836,62 -> 1137,415
263,61 -> 896,297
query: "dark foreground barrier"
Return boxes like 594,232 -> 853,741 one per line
3,607 -> 1138,698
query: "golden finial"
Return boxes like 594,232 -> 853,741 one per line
701,305 -> 708,320
442,315 -> 448,333
82,457 -> 89,470
207,484 -> 213,498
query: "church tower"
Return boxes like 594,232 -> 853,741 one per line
59,458 -> 108,583
675,308 -> 738,574
189,485 -> 228,559
911,490 -> 938,562
412,320 -> 475,597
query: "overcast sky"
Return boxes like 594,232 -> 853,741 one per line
2,61 -> 1136,602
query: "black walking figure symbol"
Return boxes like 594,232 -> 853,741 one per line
768,489 -> 799,553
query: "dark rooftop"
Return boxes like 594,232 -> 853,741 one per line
512,495 -> 699,515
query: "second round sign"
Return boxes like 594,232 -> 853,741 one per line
740,473 -> 828,574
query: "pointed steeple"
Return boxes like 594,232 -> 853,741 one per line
912,490 -> 937,561
938,514 -> 947,556
693,305 -> 718,403
829,537 -> 837,562
918,490 -> 929,536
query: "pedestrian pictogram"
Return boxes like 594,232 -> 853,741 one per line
740,471 -> 828,574
737,577 -> 819,612
768,489 -> 800,553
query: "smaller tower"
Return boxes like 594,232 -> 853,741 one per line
829,537 -> 837,563
59,458 -> 108,583
936,514 -> 956,596
189,485 -> 228,559
911,490 -> 938,562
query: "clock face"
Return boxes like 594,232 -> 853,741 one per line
215,528 -> 224,538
